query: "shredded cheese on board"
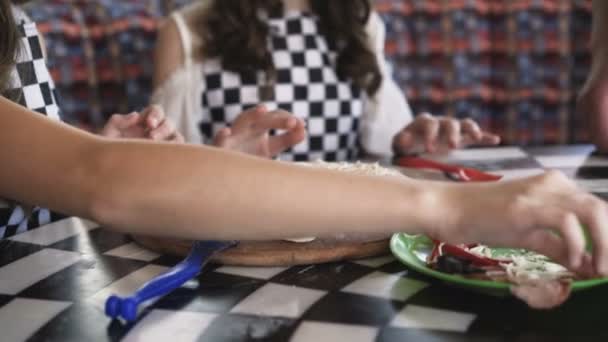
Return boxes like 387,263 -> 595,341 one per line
296,160 -> 403,177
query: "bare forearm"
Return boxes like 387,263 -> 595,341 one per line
0,98 -> 98,217
0,97 -> 441,240
92,140 -> 439,240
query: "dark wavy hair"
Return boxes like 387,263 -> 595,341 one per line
0,0 -> 20,95
198,0 -> 382,99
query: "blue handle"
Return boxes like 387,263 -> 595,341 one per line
105,240 -> 236,322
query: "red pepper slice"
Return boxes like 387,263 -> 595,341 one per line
428,243 -> 441,263
430,240 -> 509,267
439,243 -> 501,266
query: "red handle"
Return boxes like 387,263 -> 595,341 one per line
396,156 -> 461,172
395,156 -> 502,182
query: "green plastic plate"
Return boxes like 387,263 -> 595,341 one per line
390,233 -> 608,295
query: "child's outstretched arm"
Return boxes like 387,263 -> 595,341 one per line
2,96 -> 608,275
0,96 -> 429,242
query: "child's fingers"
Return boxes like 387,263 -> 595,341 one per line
418,116 -> 440,153
251,110 -> 299,133
254,104 -> 268,114
521,229 -> 571,272
460,118 -> 483,142
142,105 -> 165,129
392,130 -> 414,154
213,127 -> 232,147
479,132 -> 501,146
577,253 -> 596,278
101,113 -> 142,138
170,131 -> 185,143
268,121 -> 307,156
439,118 -> 462,149
113,112 -> 141,128
534,207 -> 586,270
231,106 -> 264,131
574,194 -> 608,275
393,113 -> 437,154
235,105 -> 268,127
148,119 -> 170,140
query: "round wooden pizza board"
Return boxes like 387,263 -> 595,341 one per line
132,235 -> 390,266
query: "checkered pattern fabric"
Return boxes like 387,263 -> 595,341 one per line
0,201 -> 65,240
1,145 -> 608,341
5,9 -> 60,119
0,7 -> 65,239
199,13 -> 363,162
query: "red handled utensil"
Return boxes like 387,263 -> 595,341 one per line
394,156 -> 503,182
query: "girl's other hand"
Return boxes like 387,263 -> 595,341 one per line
100,105 -> 184,143
213,105 -> 307,158
430,171 -> 608,277
393,113 -> 500,155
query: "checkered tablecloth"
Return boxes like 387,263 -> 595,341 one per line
1,145 -> 608,342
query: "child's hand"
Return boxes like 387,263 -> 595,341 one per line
392,114 -> 500,155
213,105 -> 306,158
100,105 -> 184,143
430,171 -> 608,276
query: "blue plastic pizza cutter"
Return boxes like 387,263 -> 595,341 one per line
104,240 -> 237,323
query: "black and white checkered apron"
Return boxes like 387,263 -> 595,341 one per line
198,12 -> 363,162
4,10 -> 61,118
0,9 -> 63,239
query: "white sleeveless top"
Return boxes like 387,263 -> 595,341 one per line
152,3 -> 414,159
